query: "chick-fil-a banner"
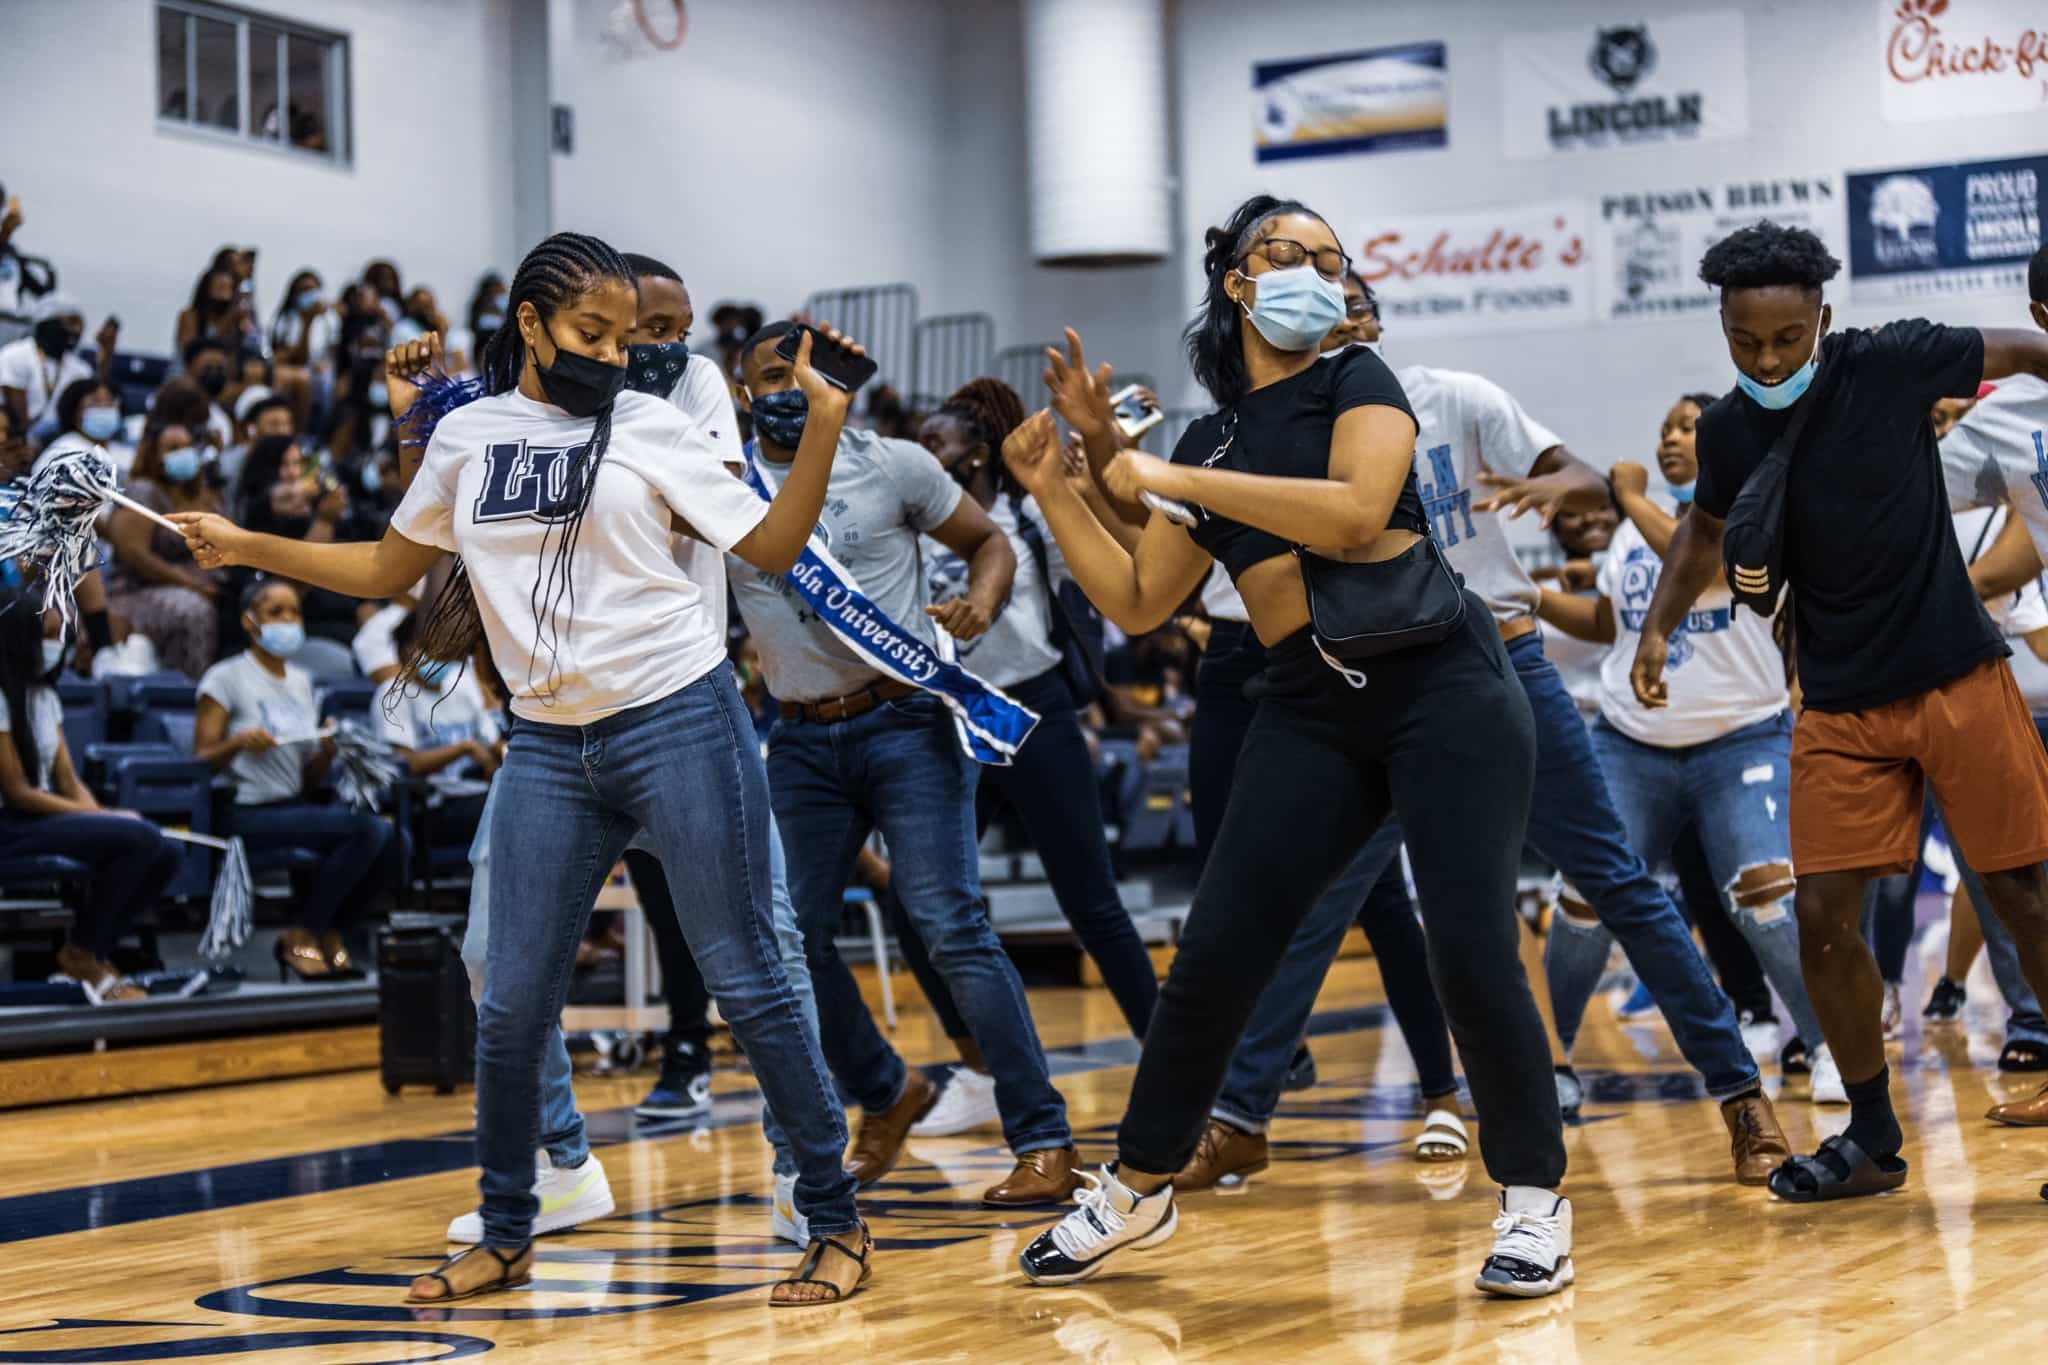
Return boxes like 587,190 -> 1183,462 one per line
1880,0 -> 2048,123
1353,198 -> 1593,336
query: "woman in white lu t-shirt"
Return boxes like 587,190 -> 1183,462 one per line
169,232 -> 871,1306
1535,393 -> 1830,1078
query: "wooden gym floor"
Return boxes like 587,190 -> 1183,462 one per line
1,928 -> 2045,1363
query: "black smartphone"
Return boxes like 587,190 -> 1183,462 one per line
773,325 -> 877,393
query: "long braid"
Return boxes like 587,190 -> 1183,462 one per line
939,376 -> 1026,496
400,231 -> 636,701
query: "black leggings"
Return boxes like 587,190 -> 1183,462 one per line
891,668 -> 1159,1040
1192,618 -> 1458,1096
625,849 -> 713,1052
1121,600 -> 1566,1189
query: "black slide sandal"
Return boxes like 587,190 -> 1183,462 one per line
1999,1041 -> 2048,1073
1767,1135 -> 1907,1203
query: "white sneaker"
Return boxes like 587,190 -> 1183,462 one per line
1475,1187 -> 1575,1298
1881,983 -> 1904,1042
1739,1011 -> 1782,1069
771,1169 -> 811,1247
1019,1166 -> 1178,1285
446,1151 -> 615,1243
910,1067 -> 1000,1137
1809,1044 -> 1848,1105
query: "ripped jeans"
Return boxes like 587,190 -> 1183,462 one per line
1553,711 -> 1825,1053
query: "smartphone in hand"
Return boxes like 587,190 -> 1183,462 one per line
773,325 -> 878,394
1110,384 -> 1163,440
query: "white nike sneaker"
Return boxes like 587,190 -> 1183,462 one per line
1738,1011 -> 1782,1069
446,1151 -> 615,1244
1474,1186 -> 1575,1298
910,1067 -> 1000,1137
771,1169 -> 811,1247
1809,1044 -> 1848,1105
1019,1166 -> 1177,1286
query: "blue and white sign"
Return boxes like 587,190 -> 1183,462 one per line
1847,153 -> 2046,303
1253,43 -> 1448,164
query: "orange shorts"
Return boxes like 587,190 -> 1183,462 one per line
1791,657 -> 2048,876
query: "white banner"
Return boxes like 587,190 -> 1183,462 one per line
1879,0 -> 2048,123
1355,199 -> 1593,336
1501,11 -> 1750,159
1593,175 -> 1846,323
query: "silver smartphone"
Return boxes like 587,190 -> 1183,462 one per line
1111,383 -> 1164,440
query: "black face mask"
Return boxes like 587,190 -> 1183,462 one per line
33,319 -> 77,358
531,337 -> 626,418
196,365 -> 229,397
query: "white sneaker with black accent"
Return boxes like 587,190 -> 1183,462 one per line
1739,1011 -> 1782,1069
1019,1166 -> 1177,1286
1809,1044 -> 1848,1105
910,1067 -> 1000,1137
771,1170 -> 810,1247
446,1151 -> 614,1243
1474,1187 -> 1574,1298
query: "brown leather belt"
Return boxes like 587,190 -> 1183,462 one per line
782,678 -> 917,725
1499,616 -> 1540,644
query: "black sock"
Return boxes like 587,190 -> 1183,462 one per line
1843,1064 -> 1901,1157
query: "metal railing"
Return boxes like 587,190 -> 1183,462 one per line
800,283 -> 918,397
909,312 -> 995,410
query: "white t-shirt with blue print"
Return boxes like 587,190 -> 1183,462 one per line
1942,374 -> 2048,565
1595,517 -> 1787,748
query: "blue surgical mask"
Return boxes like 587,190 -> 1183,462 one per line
257,621 -> 304,658
361,461 -> 383,494
750,387 -> 810,450
1735,326 -> 1824,411
294,288 -> 321,311
163,449 -> 202,483
416,659 -> 453,687
1237,264 -> 1348,352
1668,481 -> 1695,505
476,311 -> 504,331
367,380 -> 389,409
41,638 -> 66,674
80,406 -> 122,441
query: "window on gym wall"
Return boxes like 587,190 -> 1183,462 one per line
155,1 -> 351,164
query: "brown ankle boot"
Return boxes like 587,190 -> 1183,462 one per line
983,1145 -> 1083,1205
1722,1091 -> 1791,1185
1173,1118 -> 1269,1191
845,1067 -> 938,1187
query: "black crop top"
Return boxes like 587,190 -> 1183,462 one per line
1166,345 -> 1426,581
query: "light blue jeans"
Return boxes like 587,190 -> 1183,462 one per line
464,670 -> 854,1246
465,750 -> 823,1179
1555,711 -> 1826,1053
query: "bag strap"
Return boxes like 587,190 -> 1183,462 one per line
1765,374 -> 1822,470
1005,489 -> 1071,649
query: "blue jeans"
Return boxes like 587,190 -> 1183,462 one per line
1510,632 -> 1758,1098
1574,712 -> 1825,1052
473,670 -> 855,1247
227,797 -> 403,933
770,690 -> 1069,1156
1211,817 -> 1461,1132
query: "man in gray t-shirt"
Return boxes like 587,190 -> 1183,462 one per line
728,324 -> 1078,1204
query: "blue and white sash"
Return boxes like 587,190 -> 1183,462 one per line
741,451 -> 1038,765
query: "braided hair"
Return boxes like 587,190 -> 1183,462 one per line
936,376 -> 1026,496
401,231 -> 637,701
1184,194 -> 1327,406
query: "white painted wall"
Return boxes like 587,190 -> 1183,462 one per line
0,0 -> 522,354
1171,0 -> 2048,469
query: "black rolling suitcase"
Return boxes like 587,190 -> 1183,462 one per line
377,921 -> 476,1095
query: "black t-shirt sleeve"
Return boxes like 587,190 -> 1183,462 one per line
1868,318 -> 1985,409
1692,404 -> 1738,521
1327,346 -> 1418,429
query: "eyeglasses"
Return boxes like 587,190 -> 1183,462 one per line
1243,237 -> 1351,282
1344,298 -> 1378,320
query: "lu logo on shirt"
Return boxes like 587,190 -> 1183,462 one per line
473,441 -> 592,523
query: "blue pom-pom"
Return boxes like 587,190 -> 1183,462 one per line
396,371 -> 488,450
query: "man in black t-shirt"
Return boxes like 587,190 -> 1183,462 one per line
1634,220 -> 2048,1205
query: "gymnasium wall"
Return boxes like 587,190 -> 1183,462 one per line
0,0 -> 524,354
1171,0 -> 2048,478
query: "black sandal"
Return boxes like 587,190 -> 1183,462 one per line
771,1227 -> 872,1308
405,1243 -> 534,1304
1766,1135 -> 1908,1203
1999,1040 -> 2048,1072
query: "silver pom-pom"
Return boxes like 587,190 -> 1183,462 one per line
328,720 -> 404,811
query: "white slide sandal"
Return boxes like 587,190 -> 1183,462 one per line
1414,1108 -> 1469,1163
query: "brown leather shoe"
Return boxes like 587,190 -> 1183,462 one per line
1722,1091 -> 1791,1185
1173,1118 -> 1269,1191
982,1145 -> 1083,1206
1988,1080 -> 2048,1126
845,1067 -> 938,1188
